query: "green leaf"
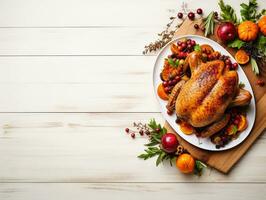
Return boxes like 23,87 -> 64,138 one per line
227,39 -> 246,49
256,35 -> 266,56
251,57 -> 259,75
194,44 -> 201,51
203,12 -> 215,37
240,0 -> 259,22
168,58 -> 179,67
218,0 -> 238,23
239,82 -> 245,89
194,160 -> 207,176
156,151 -> 166,166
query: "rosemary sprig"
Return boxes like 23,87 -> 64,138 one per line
218,0 -> 238,23
251,57 -> 259,75
194,160 -> 207,176
203,12 -> 215,37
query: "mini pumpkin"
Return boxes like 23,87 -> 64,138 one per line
258,15 -> 266,36
238,21 -> 259,41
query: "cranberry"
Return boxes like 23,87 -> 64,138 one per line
232,63 -> 238,70
177,46 -> 183,51
194,24 -> 199,29
256,79 -> 265,87
164,87 -> 170,93
175,76 -> 181,81
163,81 -> 168,87
131,133 -> 135,139
234,119 -> 239,125
188,12 -> 195,20
181,42 -> 187,49
187,44 -> 192,49
197,8 -> 203,15
125,128 -> 129,133
208,54 -> 213,60
225,59 -> 231,65
177,41 -> 182,46
161,133 -> 179,153
177,12 -> 183,19
155,128 -> 161,133
191,40 -> 196,46
201,27 -> 206,31
214,11 -> 218,17
139,130 -> 144,136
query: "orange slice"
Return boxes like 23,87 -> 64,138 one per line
179,121 -> 194,135
157,83 -> 169,100
235,49 -> 250,65
237,115 -> 248,132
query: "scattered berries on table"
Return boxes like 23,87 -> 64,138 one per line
196,8 -> 203,15
188,12 -> 195,20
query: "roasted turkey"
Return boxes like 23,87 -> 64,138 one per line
166,49 -> 252,138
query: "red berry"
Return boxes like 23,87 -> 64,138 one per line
177,12 -> 183,19
155,128 -> 161,133
225,59 -> 231,65
232,63 -> 238,69
234,119 -> 239,125
177,46 -> 183,51
181,42 -> 187,49
214,11 -> 218,17
191,40 -> 196,46
187,44 -> 192,49
163,81 -> 168,87
188,12 -> 195,20
194,24 -> 199,29
139,130 -> 144,136
131,133 -> 135,139
197,8 -> 203,15
177,41 -> 182,46
161,133 -> 179,153
125,128 -> 129,133
256,79 -> 265,87
175,76 -> 181,82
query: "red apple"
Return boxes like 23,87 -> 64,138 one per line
161,133 -> 179,153
217,22 -> 236,43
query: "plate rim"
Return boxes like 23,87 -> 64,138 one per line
153,34 -> 256,151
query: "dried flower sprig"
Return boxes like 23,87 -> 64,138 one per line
143,3 -> 191,54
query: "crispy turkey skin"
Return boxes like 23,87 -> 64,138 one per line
175,60 -> 238,127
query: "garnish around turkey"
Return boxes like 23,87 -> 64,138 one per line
157,38 -> 251,149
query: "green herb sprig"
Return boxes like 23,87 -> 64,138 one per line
203,11 -> 215,37
138,119 -> 176,166
218,0 -> 238,23
227,39 -> 246,49
240,0 -> 259,22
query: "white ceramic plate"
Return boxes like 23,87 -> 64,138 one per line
153,35 -> 256,151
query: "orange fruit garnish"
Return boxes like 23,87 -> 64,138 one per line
237,115 -> 248,132
157,83 -> 168,101
179,121 -> 194,135
235,49 -> 249,65
176,153 -> 195,174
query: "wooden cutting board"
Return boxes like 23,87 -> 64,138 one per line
164,19 -> 266,174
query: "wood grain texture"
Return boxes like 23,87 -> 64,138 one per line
0,113 -> 265,183
164,19 -> 266,173
0,183 -> 265,200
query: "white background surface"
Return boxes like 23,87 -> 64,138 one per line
0,0 -> 265,199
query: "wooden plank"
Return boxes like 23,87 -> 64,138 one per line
0,27 -> 161,55
0,56 -> 159,112
0,0 -> 244,27
0,113 -> 265,183
0,183 -> 265,200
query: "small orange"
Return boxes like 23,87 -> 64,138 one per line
179,121 -> 194,135
157,83 -> 168,100
235,49 -> 250,65
237,115 -> 248,132
176,153 -> 195,174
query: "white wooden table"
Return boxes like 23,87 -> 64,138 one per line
0,0 -> 265,199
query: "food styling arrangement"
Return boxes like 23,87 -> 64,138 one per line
125,0 -> 266,175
